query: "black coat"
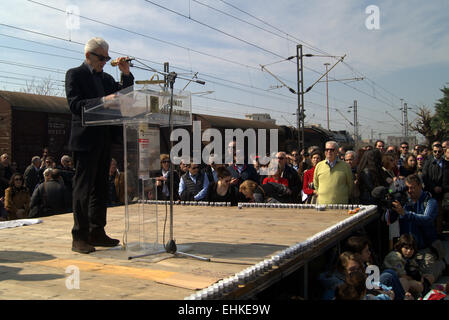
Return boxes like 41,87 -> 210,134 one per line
443,159 -> 449,194
227,164 -> 259,186
206,182 -> 239,206
422,156 -> 444,199
65,63 -> 134,152
153,169 -> 180,201
29,180 -> 71,217
23,165 -> 40,195
281,165 -> 301,202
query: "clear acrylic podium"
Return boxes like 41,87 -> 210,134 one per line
82,85 -> 192,258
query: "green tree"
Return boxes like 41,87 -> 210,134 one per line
432,86 -> 449,139
410,86 -> 449,145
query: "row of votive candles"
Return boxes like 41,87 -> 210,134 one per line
184,205 -> 373,300
141,200 -> 362,211
184,240 -> 316,300
237,203 -> 361,210
143,200 -> 232,207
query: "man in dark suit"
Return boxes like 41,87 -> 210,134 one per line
65,37 -> 134,254
23,156 -> 41,195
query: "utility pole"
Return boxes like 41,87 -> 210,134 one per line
296,44 -> 305,152
349,100 -> 358,149
324,63 -> 330,131
400,99 -> 406,136
403,102 -> 409,137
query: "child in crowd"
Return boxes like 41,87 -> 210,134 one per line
335,271 -> 395,300
383,234 -> 433,298
344,235 -> 406,300
318,251 -> 364,300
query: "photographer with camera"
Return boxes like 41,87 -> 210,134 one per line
389,174 -> 448,282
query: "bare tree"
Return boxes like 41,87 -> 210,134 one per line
20,75 -> 65,97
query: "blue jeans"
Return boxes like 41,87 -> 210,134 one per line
380,269 -> 405,300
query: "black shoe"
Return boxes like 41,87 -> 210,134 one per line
72,240 -> 96,254
88,232 -> 120,247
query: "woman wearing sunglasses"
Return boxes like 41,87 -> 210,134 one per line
4,173 -> 30,220
155,154 -> 179,201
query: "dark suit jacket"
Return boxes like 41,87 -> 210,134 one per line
151,169 -> 180,201
65,63 -> 134,151
23,164 -> 41,195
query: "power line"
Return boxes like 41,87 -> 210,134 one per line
5,3 -> 408,133
142,0 -> 289,61
25,1 -> 260,70
216,0 -> 328,55
213,0 -> 415,110
0,25 -> 302,105
20,2 -> 402,114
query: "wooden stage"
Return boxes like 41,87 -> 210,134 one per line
0,203 -> 377,300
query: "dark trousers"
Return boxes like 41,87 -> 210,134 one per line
72,143 -> 111,241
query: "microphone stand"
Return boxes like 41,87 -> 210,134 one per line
127,60 -> 209,262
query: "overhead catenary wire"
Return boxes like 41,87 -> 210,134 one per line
214,0 -> 417,110
17,3 -> 403,112
4,2 -> 414,136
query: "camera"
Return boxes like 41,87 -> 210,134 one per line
371,179 -> 408,210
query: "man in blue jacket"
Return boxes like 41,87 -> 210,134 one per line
391,174 -> 447,281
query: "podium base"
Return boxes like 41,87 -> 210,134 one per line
127,240 -> 210,261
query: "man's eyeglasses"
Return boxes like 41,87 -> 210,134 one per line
90,52 -> 111,62
401,146 -> 409,149
433,150 -> 442,154
161,160 -> 170,163
190,166 -> 199,170
325,148 -> 335,152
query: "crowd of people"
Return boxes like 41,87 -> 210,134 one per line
1,138 -> 448,299
0,149 -> 75,220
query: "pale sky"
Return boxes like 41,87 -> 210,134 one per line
1,0 -> 448,141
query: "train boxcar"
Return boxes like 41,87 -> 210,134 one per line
0,90 -> 353,171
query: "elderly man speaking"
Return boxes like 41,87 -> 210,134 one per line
313,141 -> 353,204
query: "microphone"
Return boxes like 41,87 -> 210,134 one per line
110,57 -> 135,67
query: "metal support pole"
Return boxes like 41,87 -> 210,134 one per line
353,100 -> 358,149
404,103 -> 408,137
324,63 -> 330,131
296,45 -> 305,152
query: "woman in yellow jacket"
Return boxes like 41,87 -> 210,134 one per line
4,173 -> 30,219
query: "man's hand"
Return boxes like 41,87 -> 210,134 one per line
392,200 -> 405,216
116,56 -> 131,75
104,93 -> 117,102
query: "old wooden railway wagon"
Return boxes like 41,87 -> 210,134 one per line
0,90 -> 353,173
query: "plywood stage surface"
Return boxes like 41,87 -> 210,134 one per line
0,204 -> 376,300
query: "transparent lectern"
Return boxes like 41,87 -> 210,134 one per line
82,84 -> 192,258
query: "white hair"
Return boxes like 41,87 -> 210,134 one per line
43,168 -> 53,177
345,150 -> 357,159
325,140 -> 339,149
84,37 -> 109,54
